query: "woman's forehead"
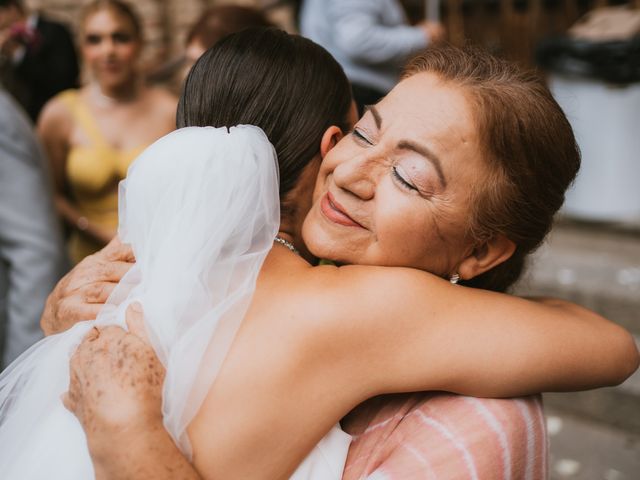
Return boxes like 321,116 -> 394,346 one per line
84,8 -> 135,32
377,73 -> 477,151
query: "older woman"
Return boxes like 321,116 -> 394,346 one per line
48,37 -> 638,479
38,0 -> 176,264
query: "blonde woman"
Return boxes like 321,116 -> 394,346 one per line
38,0 -> 175,264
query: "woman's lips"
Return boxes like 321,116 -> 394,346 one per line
320,192 -> 364,228
100,62 -> 123,73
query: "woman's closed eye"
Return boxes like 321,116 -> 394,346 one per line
392,166 -> 417,191
352,128 -> 374,146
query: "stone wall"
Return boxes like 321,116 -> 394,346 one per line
25,0 -> 295,68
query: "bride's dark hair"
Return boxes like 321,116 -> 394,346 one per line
177,27 -> 353,202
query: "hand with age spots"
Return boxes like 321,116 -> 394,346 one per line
62,304 -> 202,479
63,303 -> 166,463
40,236 -> 135,336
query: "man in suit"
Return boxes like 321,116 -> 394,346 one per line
0,0 -> 78,122
0,85 -> 68,368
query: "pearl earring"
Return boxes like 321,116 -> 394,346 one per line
449,273 -> 460,285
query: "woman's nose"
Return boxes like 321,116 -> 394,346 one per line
332,155 -> 376,200
100,38 -> 116,56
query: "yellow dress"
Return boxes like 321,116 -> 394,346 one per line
58,90 -> 145,263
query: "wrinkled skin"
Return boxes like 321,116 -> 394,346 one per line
41,237 -> 134,336
62,304 -> 165,462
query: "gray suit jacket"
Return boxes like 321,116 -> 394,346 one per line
0,87 -> 68,367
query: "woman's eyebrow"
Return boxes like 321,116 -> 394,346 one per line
397,140 -> 447,188
364,105 -> 383,129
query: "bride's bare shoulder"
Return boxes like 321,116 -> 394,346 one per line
277,262 -> 448,336
299,262 -> 445,299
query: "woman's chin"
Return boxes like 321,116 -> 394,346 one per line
303,236 -> 364,267
302,215 -> 349,264
303,207 -> 369,260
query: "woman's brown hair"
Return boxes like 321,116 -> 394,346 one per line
403,45 -> 580,292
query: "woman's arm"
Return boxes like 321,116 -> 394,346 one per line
60,260 -> 638,480
311,265 -> 639,399
37,100 -> 114,245
91,424 -> 200,480
48,249 -> 638,396
54,195 -> 116,245
342,393 -> 547,480
46,248 -> 638,396
64,307 -> 200,480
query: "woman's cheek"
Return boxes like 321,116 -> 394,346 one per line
82,47 -> 100,64
384,205 -> 432,267
116,47 -> 138,65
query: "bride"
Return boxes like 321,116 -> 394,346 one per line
0,122 -> 283,478
1,27 -> 351,480
19,29 -> 640,479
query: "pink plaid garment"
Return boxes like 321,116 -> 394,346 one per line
342,393 -> 547,480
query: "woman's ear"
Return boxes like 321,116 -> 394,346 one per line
456,235 -> 516,281
320,126 -> 343,159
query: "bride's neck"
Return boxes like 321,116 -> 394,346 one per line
278,216 -> 315,264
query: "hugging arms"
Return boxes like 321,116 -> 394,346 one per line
49,238 -> 636,479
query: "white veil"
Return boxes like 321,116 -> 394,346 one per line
0,126 -> 280,477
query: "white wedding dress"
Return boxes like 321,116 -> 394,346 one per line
0,126 -> 350,479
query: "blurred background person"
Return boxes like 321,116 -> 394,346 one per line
300,0 -> 445,113
37,0 -> 176,265
0,0 -> 79,122
0,84 -> 68,368
147,5 -> 273,95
